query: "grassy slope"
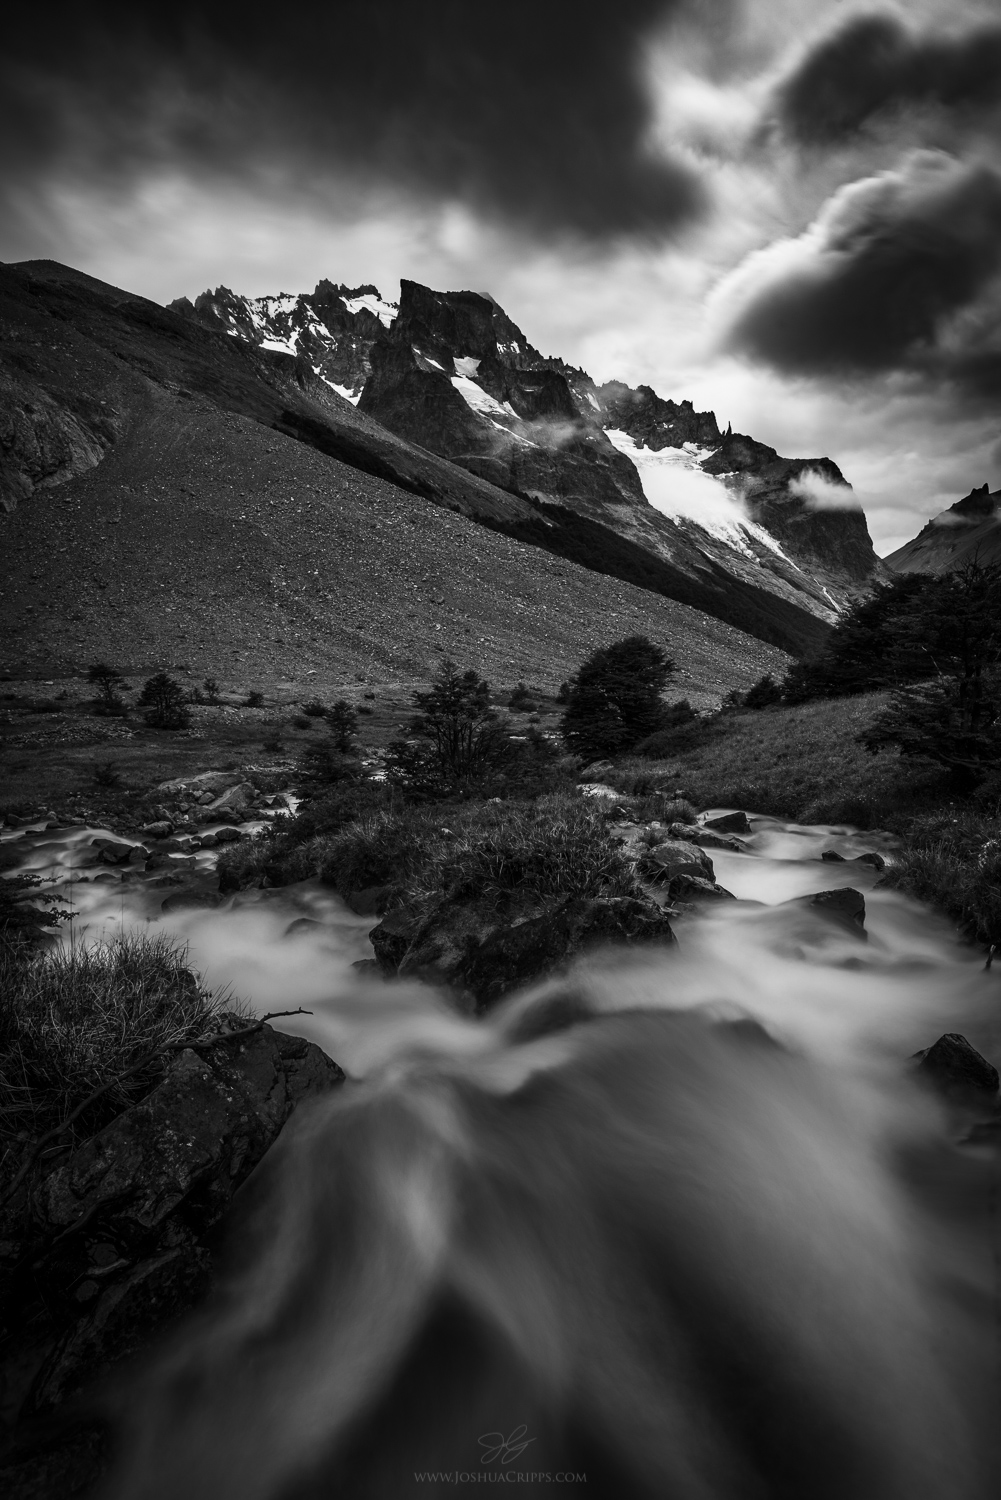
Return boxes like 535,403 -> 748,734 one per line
616,693 -> 949,827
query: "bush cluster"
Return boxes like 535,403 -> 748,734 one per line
0,935 -> 227,1155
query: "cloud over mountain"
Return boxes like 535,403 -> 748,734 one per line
712,150 -> 1001,395
772,11 -> 1001,145
0,0 -> 701,242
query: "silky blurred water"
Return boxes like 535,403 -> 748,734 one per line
5,807 -> 999,1499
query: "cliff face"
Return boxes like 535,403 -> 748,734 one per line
702,432 -> 884,588
886,482 -> 1001,575
2,257 -> 889,658
359,281 -> 643,514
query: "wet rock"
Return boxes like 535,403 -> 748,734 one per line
370,894 -> 675,1010
213,826 -> 242,845
197,792 -> 216,806
342,884 -> 395,916
851,851 -> 886,871
682,827 -> 743,852
157,771 -> 243,798
145,853 -> 198,873
91,837 -> 135,865
197,832 -> 218,849
140,821 -> 172,840
912,1033 -> 1000,1106
821,850 -> 846,863
702,811 -> 752,835
640,839 -> 715,883
807,886 -> 866,935
579,761 -> 615,779
283,917 -> 323,937
1,1024 -> 344,1434
210,783 -> 256,818
669,875 -> 736,903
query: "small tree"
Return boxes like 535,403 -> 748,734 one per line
561,636 -> 674,761
138,672 -> 190,730
385,659 -> 514,796
87,662 -> 127,716
744,674 -> 783,710
326,700 -> 359,754
555,681 -> 571,704
203,677 -> 221,704
508,681 -> 536,711
859,561 -> 1001,791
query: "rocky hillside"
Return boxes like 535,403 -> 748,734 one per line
885,481 -> 1001,574
182,276 -> 882,634
0,259 -> 792,698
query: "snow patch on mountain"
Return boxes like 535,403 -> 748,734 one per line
342,292 -> 396,327
451,375 -> 518,421
606,431 -> 792,561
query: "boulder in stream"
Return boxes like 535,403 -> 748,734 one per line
702,811 -> 752,835
806,886 -> 867,936
912,1033 -> 1000,1107
369,894 -> 676,1010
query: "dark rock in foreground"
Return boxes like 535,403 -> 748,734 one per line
0,1023 -> 343,1497
369,894 -> 675,1010
912,1033 -> 1000,1107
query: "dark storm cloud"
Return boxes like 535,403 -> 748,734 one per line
0,0 -> 703,241
716,152 -> 1001,396
773,12 -> 1001,145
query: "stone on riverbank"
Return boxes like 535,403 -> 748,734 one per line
0,1023 -> 344,1495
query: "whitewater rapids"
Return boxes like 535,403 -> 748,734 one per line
5,811 -> 1000,1497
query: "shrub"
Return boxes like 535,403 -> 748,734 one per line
92,759 -> 122,788
555,681 -> 571,705
561,637 -> 675,760
744,674 -> 783,710
634,795 -> 698,825
246,691 -> 265,708
283,782 -> 396,843
262,735 -> 285,753
87,661 -> 128,717
138,672 -> 190,729
317,793 -> 633,911
292,715 -> 312,730
302,699 -> 328,717
0,934 -> 229,1153
882,813 -> 1001,945
781,573 -> 932,703
385,660 -> 515,797
508,681 -> 536,711
203,677 -> 221,703
0,875 -> 69,956
326,700 -> 359,754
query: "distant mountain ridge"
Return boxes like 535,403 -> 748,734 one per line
175,277 -> 882,632
886,482 -> 1001,574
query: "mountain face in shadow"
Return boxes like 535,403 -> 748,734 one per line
886,483 -> 1001,575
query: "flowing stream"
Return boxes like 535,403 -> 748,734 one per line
4,809 -> 1000,1498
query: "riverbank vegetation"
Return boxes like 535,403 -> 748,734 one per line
0,934 -> 227,1165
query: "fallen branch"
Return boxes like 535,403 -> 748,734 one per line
0,1008 -> 313,1212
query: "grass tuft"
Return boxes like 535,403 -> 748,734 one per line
0,934 -> 230,1162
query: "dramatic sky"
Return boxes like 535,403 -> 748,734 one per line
3,0 -> 1000,553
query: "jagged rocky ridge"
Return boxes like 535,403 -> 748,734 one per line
181,278 -> 881,625
886,481 -> 1001,574
0,258 -> 874,658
